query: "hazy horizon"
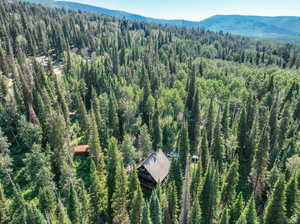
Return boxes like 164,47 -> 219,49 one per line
59,0 -> 300,21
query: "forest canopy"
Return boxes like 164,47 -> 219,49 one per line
0,1 -> 299,223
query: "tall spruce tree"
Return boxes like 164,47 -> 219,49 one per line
179,124 -> 190,174
264,177 -> 288,224
200,163 -> 220,224
130,184 -> 145,224
285,174 -> 300,218
229,193 -> 245,224
211,111 -> 225,171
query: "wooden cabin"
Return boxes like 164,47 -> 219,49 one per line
73,145 -> 90,156
137,149 -> 171,190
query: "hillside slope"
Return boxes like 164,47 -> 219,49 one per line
22,0 -> 300,42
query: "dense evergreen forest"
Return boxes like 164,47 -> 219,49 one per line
0,1 -> 300,223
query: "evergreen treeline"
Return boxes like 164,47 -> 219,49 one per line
0,1 -> 299,223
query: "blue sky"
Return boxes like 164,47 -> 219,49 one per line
62,0 -> 300,21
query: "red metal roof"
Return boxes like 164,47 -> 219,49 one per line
73,145 -> 90,153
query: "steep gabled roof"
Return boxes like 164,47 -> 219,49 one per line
139,149 -> 171,183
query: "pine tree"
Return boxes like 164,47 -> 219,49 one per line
206,99 -> 215,147
221,101 -> 229,140
189,88 -> 201,155
121,134 -> 138,168
221,160 -> 239,207
108,93 -> 120,139
244,196 -> 259,224
264,177 -> 288,224
185,64 -> 196,114
77,94 -> 90,138
250,126 -> 269,203
26,204 -> 47,224
89,159 -> 107,223
285,174 -> 300,218
89,114 -> 104,168
211,112 -> 225,171
189,198 -> 201,224
149,191 -> 162,224
190,160 -> 202,199
130,185 -> 145,224
38,186 -> 57,217
269,100 -> 279,167
141,203 -> 153,224
179,124 -> 190,173
111,158 -> 130,224
57,200 -> 72,224
139,124 -> 153,158
200,163 -> 220,224
152,102 -> 162,151
229,193 -> 245,224
68,185 -> 80,224
169,159 -> 183,198
167,182 -> 179,224
219,208 -> 229,224
200,131 -> 209,173
128,168 -> 140,203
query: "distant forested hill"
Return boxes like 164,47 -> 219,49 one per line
21,0 -> 300,42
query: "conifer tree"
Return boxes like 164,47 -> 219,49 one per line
141,203 -> 153,224
264,177 -> 288,224
77,94 -> 90,138
167,182 -> 179,224
89,114 -> 104,168
108,93 -> 120,139
185,64 -> 196,113
190,160 -> 202,199
250,127 -> 269,203
139,124 -> 153,158
211,112 -> 225,171
221,160 -> 239,207
26,204 -> 47,224
111,159 -> 130,224
200,163 -> 220,224
269,100 -> 279,167
57,201 -> 72,224
179,124 -> 190,173
206,99 -> 215,147
68,185 -> 80,224
229,193 -> 245,224
38,186 -> 57,217
152,102 -> 162,151
200,131 -> 209,173
130,184 -> 145,224
219,208 -> 229,224
107,137 -> 120,219
89,159 -> 107,223
169,159 -> 183,198
149,191 -> 162,224
121,134 -> 138,168
189,88 -> 201,155
244,196 -> 259,224
221,101 -> 229,140
189,198 -> 201,224
128,168 -> 140,203
285,174 -> 300,218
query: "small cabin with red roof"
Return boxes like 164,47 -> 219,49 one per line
73,145 -> 90,156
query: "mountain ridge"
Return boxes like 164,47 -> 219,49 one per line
22,0 -> 300,42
